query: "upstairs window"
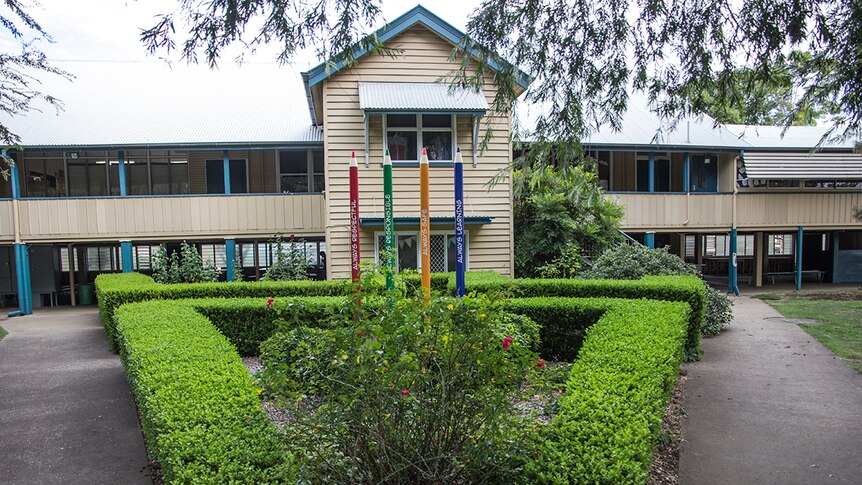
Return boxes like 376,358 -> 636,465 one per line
385,114 -> 454,162
279,149 -> 325,193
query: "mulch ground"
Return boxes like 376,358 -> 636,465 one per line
648,371 -> 686,485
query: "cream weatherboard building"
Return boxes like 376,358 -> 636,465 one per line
0,5 -> 860,311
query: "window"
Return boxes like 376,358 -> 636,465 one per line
376,231 -> 466,272
767,180 -> 800,188
68,152 -> 109,197
636,153 -> 671,192
385,114 -> 454,161
150,152 -> 189,195
206,159 -> 247,194
22,152 -> 66,197
279,149 -> 324,193
132,245 -> 162,271
86,246 -> 120,271
768,234 -> 795,255
200,243 -> 227,269
702,234 -> 754,257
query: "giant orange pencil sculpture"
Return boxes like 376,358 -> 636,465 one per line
419,147 -> 430,300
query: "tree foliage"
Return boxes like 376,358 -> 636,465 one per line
152,242 -> 220,283
262,236 -> 310,281
514,165 -> 622,277
1,0 -> 70,149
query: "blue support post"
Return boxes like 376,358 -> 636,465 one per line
795,225 -> 803,291
8,157 -> 32,316
223,150 -> 231,195
728,228 -> 740,296
225,239 -> 236,281
683,152 -> 691,193
644,232 -> 656,249
117,150 -> 127,196
648,152 -> 655,193
120,241 -> 134,273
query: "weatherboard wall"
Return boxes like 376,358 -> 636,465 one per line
322,25 -> 515,279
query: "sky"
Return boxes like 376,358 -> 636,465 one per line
6,0 -> 482,70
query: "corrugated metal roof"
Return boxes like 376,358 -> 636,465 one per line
742,152 -> 862,179
1,61 -> 322,148
726,124 -> 858,150
358,82 -> 488,113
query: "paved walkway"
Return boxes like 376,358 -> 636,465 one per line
0,307 -> 151,484
680,296 -> 862,484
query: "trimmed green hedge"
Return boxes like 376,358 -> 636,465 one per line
95,273 -> 351,348
465,275 -> 706,357
190,297 -> 348,356
526,298 -> 689,483
115,301 -> 295,483
502,297 -> 608,360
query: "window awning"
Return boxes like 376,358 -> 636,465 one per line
742,152 -> 862,179
358,82 -> 488,114
359,216 -> 494,227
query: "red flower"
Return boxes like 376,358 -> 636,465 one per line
266,297 -> 274,309
501,337 -> 513,350
536,358 -> 546,369
356,329 -> 368,337
401,389 -> 410,396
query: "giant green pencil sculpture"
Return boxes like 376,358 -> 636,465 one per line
383,149 -> 395,289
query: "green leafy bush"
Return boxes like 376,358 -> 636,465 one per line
525,299 -> 689,483
152,242 -> 219,284
114,301 -> 295,483
262,236 -> 310,281
259,286 -> 542,483
584,243 -> 733,338
538,245 -> 585,279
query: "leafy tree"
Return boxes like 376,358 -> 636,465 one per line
152,242 -> 219,283
146,1 -> 862,171
514,165 -> 622,277
1,1 -> 70,150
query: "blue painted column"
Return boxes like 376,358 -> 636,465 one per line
644,232 -> 656,249
222,150 -> 231,195
795,225 -> 803,291
728,228 -> 740,296
120,241 -> 133,272
9,159 -> 32,315
648,152 -> 655,193
117,150 -> 127,196
683,152 -> 691,193
225,239 -> 236,281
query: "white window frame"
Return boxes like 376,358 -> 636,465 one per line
383,114 -> 457,162
374,230 -> 468,272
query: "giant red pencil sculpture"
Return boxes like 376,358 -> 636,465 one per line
420,147 -> 431,300
349,151 -> 360,283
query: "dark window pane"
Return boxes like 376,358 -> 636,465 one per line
636,159 -> 649,192
151,161 -> 171,195
422,114 -> 451,128
44,159 -> 65,197
109,162 -> 121,196
230,159 -> 247,193
281,175 -> 308,192
424,131 -> 452,161
127,162 -> 149,195
387,131 -> 417,161
312,175 -> 325,193
88,161 -> 108,196
170,162 -> 189,194
279,150 -> 307,174
24,157 -> 45,197
312,150 -> 324,172
387,114 -> 417,128
397,235 -> 418,270
68,162 -> 87,196
655,159 -> 670,192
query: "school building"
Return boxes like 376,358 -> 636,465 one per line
0,5 -> 859,311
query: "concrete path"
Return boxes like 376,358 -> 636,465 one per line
680,296 -> 862,484
0,307 -> 151,484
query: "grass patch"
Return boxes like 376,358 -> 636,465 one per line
0,324 -> 7,341
759,292 -> 862,373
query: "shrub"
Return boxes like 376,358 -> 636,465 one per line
501,297 -> 608,360
259,285 -> 541,483
152,242 -> 219,284
537,245 -> 585,279
263,236 -> 310,281
525,299 -> 689,483
584,243 -> 733,337
462,275 -> 706,359
114,301 -> 295,483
